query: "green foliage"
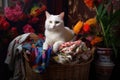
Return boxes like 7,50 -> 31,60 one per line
96,1 -> 120,56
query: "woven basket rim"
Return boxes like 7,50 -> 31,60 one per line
50,56 -> 93,66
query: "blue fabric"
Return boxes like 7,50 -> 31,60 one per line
22,39 -> 52,74
45,47 -> 52,67
35,47 -> 42,64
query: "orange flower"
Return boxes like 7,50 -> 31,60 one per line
84,0 -> 94,9
91,36 -> 103,46
73,21 -> 83,34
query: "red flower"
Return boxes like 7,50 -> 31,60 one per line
19,13 -> 28,21
84,0 -> 94,9
38,33 -> 45,39
10,27 -> 17,33
35,9 -> 41,15
35,5 -> 47,15
9,27 -> 18,38
0,17 -> 10,30
23,24 -> 35,33
2,21 -> 10,30
83,23 -> 90,33
0,17 -> 5,25
28,17 -> 39,24
41,5 -> 47,11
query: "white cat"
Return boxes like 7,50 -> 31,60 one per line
43,11 -> 74,53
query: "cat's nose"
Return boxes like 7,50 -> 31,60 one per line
51,26 -> 55,29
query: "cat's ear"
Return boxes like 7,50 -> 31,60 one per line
45,11 -> 51,18
59,12 -> 64,19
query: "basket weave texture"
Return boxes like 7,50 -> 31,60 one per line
25,57 -> 93,80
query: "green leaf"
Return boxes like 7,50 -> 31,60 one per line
101,16 -> 109,28
97,4 -> 104,17
100,7 -> 107,18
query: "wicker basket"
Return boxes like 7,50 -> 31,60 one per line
25,59 -> 42,80
24,57 -> 92,80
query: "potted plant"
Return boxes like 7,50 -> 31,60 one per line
83,0 -> 120,79
83,0 -> 120,56
96,0 -> 120,55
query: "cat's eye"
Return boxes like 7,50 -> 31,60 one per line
55,21 -> 60,24
49,21 -> 52,23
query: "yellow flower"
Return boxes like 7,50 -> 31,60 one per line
73,21 -> 83,34
85,17 -> 97,26
30,6 -> 40,17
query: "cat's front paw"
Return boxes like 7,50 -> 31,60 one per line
53,46 -> 59,53
43,42 -> 48,50
53,41 -> 64,53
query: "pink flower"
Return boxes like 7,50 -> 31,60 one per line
23,24 -> 35,33
4,3 -> 23,22
86,36 -> 94,41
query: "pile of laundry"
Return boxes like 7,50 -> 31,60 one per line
4,33 -> 93,80
4,33 -> 52,80
52,40 -> 93,64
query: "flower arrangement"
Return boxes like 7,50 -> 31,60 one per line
73,17 -> 102,47
82,0 -> 120,56
0,1 -> 46,51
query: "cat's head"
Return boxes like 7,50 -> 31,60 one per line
45,11 -> 64,30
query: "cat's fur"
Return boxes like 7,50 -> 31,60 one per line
43,11 -> 74,53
